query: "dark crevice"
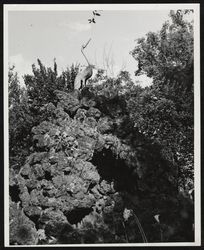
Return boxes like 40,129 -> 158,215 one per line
42,190 -> 50,197
27,186 -> 33,194
65,207 -> 93,225
67,111 -> 76,119
26,214 -> 40,230
96,186 -> 106,196
66,190 -> 73,197
41,204 -> 50,210
37,176 -> 43,181
91,148 -> 138,193
9,185 -> 21,203
21,173 -> 29,179
64,169 -> 71,175
44,171 -> 52,181
87,182 -> 97,192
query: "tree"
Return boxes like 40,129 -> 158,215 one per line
131,10 -> 193,93
23,59 -> 58,113
9,66 -> 21,108
128,10 -> 194,192
58,64 -> 79,92
9,67 -> 34,169
9,61 -> 79,169
23,59 -> 79,121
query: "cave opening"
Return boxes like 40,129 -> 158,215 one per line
91,148 -> 137,193
65,207 -> 93,225
9,185 -> 21,203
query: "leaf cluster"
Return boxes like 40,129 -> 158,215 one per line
131,10 -> 193,93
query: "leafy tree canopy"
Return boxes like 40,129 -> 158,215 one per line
131,10 -> 194,94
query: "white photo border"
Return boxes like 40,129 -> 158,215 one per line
4,3 -> 201,247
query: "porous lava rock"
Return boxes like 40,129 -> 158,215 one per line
9,89 -> 179,245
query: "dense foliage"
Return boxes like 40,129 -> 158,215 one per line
129,10 -> 194,192
24,59 -> 79,119
9,10 -> 194,244
9,67 -> 34,168
9,61 -> 80,169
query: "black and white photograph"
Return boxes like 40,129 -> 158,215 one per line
4,3 -> 201,246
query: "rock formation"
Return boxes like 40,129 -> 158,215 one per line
9,88 -> 192,245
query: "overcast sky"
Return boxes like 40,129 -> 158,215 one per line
8,8 -> 175,86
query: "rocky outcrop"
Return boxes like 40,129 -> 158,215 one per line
9,200 -> 38,245
9,89 -> 183,245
